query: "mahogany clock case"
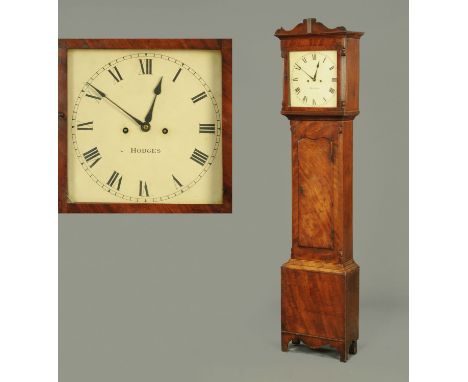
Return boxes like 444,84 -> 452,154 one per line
276,19 -> 363,362
58,39 -> 232,214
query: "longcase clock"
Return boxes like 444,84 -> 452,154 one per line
275,18 -> 364,362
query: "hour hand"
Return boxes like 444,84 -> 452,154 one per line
154,76 -> 162,96
312,62 -> 320,81
145,77 -> 163,124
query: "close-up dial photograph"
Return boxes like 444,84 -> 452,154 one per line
68,50 -> 222,204
58,39 -> 232,213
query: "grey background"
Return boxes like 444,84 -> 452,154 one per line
59,0 -> 408,381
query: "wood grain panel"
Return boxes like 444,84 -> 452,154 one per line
281,265 -> 345,339
298,138 -> 334,249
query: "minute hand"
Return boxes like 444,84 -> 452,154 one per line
299,67 -> 315,81
87,83 -> 144,127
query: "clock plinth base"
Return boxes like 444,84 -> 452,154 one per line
281,332 -> 357,362
281,259 -> 359,362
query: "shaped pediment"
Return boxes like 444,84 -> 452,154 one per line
275,18 -> 363,38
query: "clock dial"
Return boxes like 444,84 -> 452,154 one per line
67,50 -> 222,204
289,50 -> 338,108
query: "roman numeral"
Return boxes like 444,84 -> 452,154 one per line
294,63 -> 301,70
295,87 -> 301,95
329,66 -> 335,71
323,57 -> 326,63
139,181 -> 149,197
108,66 -> 123,82
199,123 -> 215,134
77,121 -> 93,131
313,99 -> 317,106
85,93 -> 101,101
329,88 -> 335,94
172,175 -> 183,188
190,148 -> 209,166
303,96 -> 308,103
191,91 -> 207,103
332,77 -> 337,82
292,77 -> 298,81
172,68 -> 182,82
302,57 -> 307,63
107,171 -> 122,190
139,59 -> 152,75
82,147 -> 102,168
312,54 -> 316,60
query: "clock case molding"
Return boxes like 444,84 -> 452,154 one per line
275,19 -> 363,362
58,39 -> 232,213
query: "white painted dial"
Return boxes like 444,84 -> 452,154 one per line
289,50 -> 338,108
67,49 -> 223,204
